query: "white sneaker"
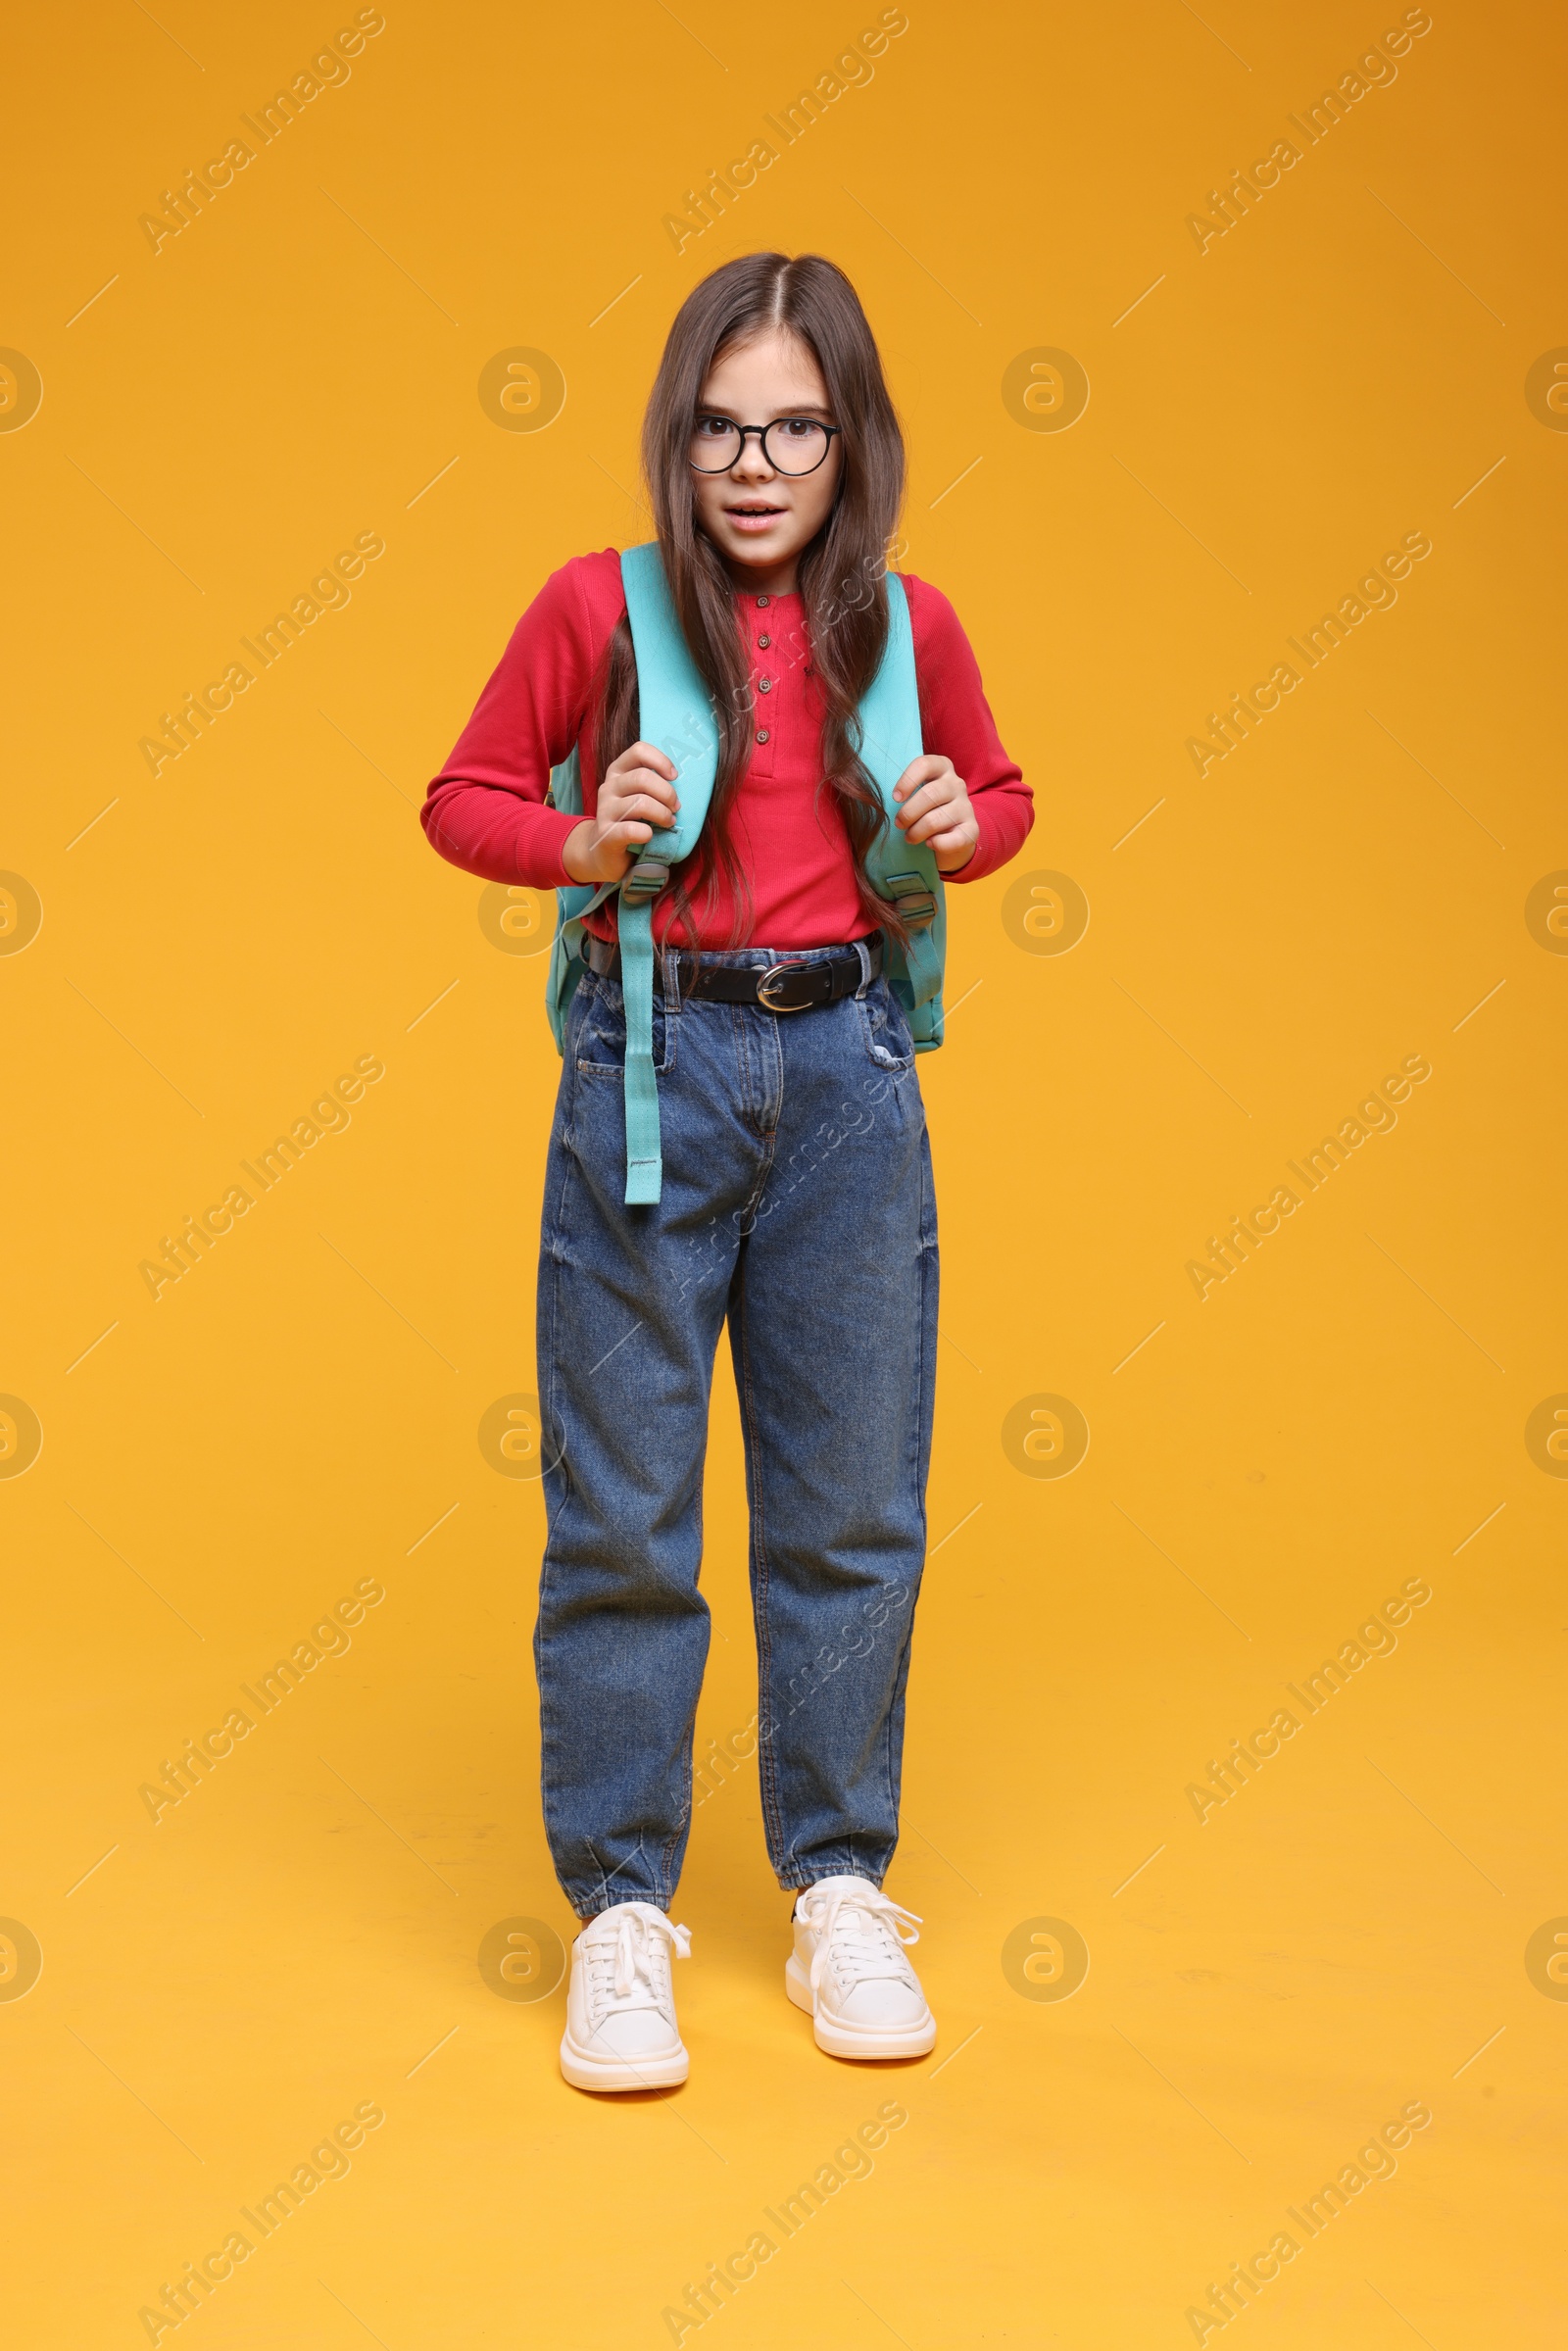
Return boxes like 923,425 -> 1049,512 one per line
559,1901 -> 692,2091
786,1876 -> 937,2058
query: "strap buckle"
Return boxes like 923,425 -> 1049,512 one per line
622,857 -> 669,905
883,869 -> 937,929
757,959 -> 816,1012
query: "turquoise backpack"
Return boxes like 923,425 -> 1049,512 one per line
545,541 -> 945,1204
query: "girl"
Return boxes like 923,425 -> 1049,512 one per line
422,253 -> 1031,2091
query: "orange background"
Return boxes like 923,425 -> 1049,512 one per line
3,0 -> 1565,2342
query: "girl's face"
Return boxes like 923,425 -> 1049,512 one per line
689,328 -> 842,594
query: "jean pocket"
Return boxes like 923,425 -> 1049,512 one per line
856,978 -> 915,1072
574,975 -> 674,1078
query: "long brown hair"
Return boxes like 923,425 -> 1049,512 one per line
594,252 -> 908,949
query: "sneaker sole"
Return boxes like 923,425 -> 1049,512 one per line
559,2028 -> 689,2093
785,1955 -> 937,2059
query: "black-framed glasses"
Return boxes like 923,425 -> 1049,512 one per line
688,415 -> 842,476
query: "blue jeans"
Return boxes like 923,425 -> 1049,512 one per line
534,942 -> 939,1919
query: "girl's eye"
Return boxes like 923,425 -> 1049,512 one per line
694,416 -> 731,437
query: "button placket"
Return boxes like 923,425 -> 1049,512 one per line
744,589 -> 788,764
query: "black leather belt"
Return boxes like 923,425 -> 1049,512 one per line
583,931 -> 881,1011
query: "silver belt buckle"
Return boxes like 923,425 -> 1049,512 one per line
757,958 -> 813,1012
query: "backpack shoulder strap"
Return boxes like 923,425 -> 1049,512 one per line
856,573 -> 947,1049
617,543 -> 720,866
543,547 -> 722,1121
612,544 -> 721,1203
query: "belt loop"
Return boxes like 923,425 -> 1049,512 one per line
854,937 -> 873,998
662,944 -> 681,1009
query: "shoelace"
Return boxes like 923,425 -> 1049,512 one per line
800,1884 -> 922,1999
582,1902 -> 692,2019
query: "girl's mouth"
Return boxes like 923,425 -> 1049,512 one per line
725,504 -> 786,532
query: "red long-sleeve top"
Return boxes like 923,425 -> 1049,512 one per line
421,548 -> 1032,949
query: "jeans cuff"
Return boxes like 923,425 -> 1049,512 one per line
775,1864 -> 884,1894
569,1888 -> 672,1921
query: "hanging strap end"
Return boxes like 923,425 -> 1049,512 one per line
623,1156 -> 663,1205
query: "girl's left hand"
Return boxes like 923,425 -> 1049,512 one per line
891,756 -> 978,873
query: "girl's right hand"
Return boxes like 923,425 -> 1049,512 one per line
561,741 -> 680,886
